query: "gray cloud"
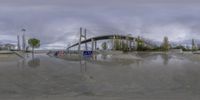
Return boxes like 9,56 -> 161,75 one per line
0,0 -> 200,49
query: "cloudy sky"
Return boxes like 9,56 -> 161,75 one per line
0,0 -> 200,49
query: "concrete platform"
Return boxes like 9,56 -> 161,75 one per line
0,50 -> 13,54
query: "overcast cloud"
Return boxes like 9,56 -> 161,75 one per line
0,0 -> 200,49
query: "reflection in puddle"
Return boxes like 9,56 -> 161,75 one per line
92,54 -> 112,61
161,54 -> 170,65
16,56 -> 41,68
28,58 -> 40,68
55,53 -> 144,67
80,58 -> 87,73
2,53 -> 200,99
79,57 -> 96,82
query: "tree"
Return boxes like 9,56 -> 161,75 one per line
113,36 -> 121,50
28,38 -> 40,57
121,41 -> 129,52
162,36 -> 170,51
136,38 -> 144,51
101,42 -> 107,50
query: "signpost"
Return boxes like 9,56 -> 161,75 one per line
83,51 -> 93,57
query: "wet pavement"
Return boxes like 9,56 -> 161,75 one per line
1,53 -> 200,100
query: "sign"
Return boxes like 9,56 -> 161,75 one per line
83,51 -> 93,57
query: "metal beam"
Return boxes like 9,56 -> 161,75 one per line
67,34 -> 155,50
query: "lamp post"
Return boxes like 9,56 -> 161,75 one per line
21,29 -> 26,51
17,35 -> 21,51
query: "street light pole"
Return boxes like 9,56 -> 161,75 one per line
21,29 -> 26,52
17,35 -> 21,51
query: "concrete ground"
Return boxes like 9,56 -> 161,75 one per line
0,53 -> 200,100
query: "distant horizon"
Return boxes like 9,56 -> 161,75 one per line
1,33 -> 200,48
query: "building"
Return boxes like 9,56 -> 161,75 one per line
0,43 -> 16,51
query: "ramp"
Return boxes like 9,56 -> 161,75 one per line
12,51 -> 25,58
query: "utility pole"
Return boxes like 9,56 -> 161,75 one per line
17,35 -> 21,51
